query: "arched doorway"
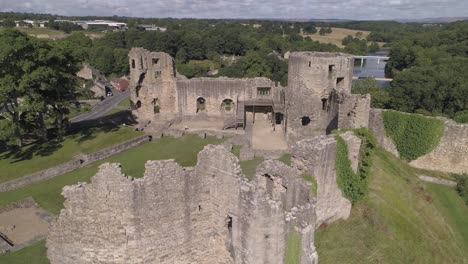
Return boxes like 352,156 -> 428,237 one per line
196,97 -> 206,113
221,99 -> 234,112
135,100 -> 142,109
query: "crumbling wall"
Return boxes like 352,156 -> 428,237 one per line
47,145 -> 317,264
338,94 -> 371,130
368,108 -> 400,157
340,131 -> 362,173
291,135 -> 351,226
410,119 -> 468,174
176,77 -> 281,117
129,48 -> 178,121
286,52 -> 355,143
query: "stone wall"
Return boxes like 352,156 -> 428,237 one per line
176,77 -> 281,117
47,145 -> 317,264
338,93 -> 371,130
0,135 -> 151,192
129,48 -> 178,121
369,109 -> 468,174
368,109 -> 399,157
410,118 -> 468,174
291,135 -> 352,226
286,52 -> 355,143
0,159 -> 82,192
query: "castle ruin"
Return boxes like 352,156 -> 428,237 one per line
128,48 -> 370,144
47,49 -> 373,263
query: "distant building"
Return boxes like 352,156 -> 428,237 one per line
138,25 -> 167,32
15,19 -> 47,28
111,78 -> 129,91
80,20 -> 127,30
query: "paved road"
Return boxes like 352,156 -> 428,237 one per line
70,90 -> 130,123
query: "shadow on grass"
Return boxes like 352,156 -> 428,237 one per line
1,139 -> 64,163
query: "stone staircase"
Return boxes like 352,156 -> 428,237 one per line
223,101 -> 245,130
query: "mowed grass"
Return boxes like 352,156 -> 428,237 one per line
0,135 -> 224,214
316,147 -> 468,263
17,27 -> 66,39
302,27 -> 371,48
0,240 -> 49,264
284,229 -> 302,264
0,126 -> 143,183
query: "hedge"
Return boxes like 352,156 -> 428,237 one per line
455,173 -> 468,205
382,111 -> 444,161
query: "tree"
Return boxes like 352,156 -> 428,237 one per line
0,29 -> 36,146
319,27 -> 327,36
303,24 -> 317,34
352,78 -> 390,108
368,42 -> 380,53
1,19 -> 16,28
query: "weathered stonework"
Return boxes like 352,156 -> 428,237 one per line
291,136 -> 352,226
368,109 -> 399,158
410,118 -> 468,174
128,49 -> 369,139
369,109 -> 468,174
285,52 -> 365,143
47,145 -> 317,264
340,131 -> 362,173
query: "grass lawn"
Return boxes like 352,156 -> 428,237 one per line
0,240 -> 49,264
0,135 -> 224,214
0,126 -> 143,183
240,157 -> 264,181
315,147 -> 468,263
284,229 -> 302,263
118,98 -> 131,108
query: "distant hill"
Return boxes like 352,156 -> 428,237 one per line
395,17 -> 468,23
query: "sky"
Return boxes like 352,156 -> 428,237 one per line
0,0 -> 467,20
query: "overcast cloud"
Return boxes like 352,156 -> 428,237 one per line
0,0 -> 467,20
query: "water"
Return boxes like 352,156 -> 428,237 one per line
352,51 -> 390,88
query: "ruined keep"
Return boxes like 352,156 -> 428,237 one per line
47,145 -> 318,264
128,48 -> 369,134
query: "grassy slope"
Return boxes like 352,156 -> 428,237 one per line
0,126 -> 143,183
316,148 -> 468,264
0,135 -> 223,214
0,241 -> 49,264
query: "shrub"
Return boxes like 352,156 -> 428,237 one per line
454,174 -> 468,205
335,129 -> 376,204
382,111 -> 444,161
453,110 -> 468,124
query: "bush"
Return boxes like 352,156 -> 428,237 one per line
453,110 -> 468,124
382,111 -> 444,161
454,174 -> 468,205
335,129 -> 376,204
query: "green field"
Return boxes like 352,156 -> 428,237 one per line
316,148 -> 468,263
0,126 -> 143,183
0,241 -> 49,264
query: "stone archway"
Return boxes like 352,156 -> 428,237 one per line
221,99 -> 234,113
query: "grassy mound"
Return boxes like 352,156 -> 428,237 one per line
316,147 -> 468,263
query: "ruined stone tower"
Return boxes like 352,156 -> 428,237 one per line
129,48 -> 178,120
285,52 -> 354,143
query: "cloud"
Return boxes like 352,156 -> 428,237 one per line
0,0 -> 467,19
